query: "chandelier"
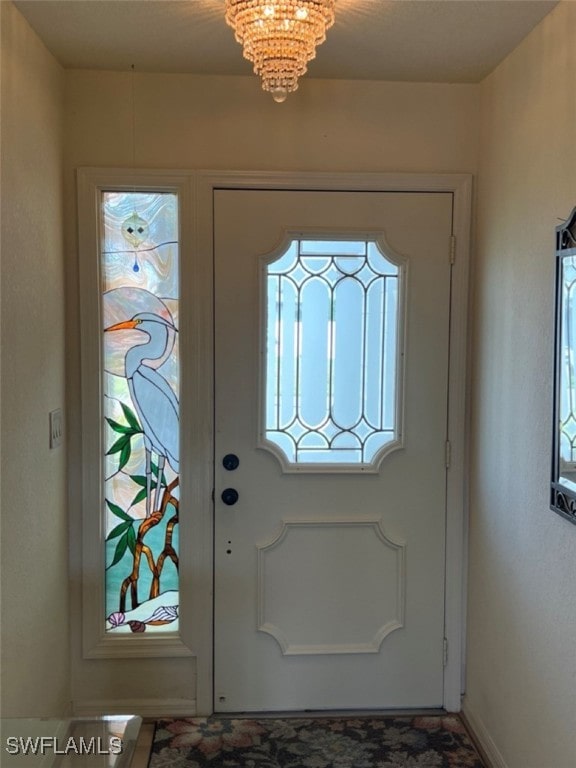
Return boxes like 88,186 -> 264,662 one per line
225,0 -> 336,102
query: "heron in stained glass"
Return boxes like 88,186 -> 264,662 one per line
105,312 -> 179,516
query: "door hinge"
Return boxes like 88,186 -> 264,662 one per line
443,638 -> 449,667
445,440 -> 451,469
449,235 -> 456,265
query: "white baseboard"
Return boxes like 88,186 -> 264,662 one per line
73,698 -> 197,719
461,699 -> 509,768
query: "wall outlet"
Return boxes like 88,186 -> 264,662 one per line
49,408 -> 63,449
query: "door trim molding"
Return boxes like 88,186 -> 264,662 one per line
196,171 -> 472,715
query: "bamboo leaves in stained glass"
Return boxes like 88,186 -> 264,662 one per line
263,239 -> 403,469
101,191 -> 180,633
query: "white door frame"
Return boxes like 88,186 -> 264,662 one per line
194,171 -> 472,715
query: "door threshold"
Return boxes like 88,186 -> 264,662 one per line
215,708 -> 447,719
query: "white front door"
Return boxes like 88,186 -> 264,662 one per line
213,189 -> 452,712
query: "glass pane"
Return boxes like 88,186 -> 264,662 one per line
300,278 -> 330,427
264,238 -> 401,468
279,278 -> 298,427
332,277 -> 364,429
101,191 -> 179,633
300,240 -> 366,256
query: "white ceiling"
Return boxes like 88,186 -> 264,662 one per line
14,0 -> 558,84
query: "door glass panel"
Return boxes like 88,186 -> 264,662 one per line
263,237 -> 404,469
101,191 -> 179,633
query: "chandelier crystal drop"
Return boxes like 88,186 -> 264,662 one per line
225,0 -> 336,102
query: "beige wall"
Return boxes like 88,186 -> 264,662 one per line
65,71 -> 480,174
64,70 -> 479,711
465,2 -> 576,767
0,2 -> 69,716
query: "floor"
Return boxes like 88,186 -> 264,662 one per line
131,722 -> 156,768
136,713 -> 489,768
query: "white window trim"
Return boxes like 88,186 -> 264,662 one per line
77,169 -> 198,659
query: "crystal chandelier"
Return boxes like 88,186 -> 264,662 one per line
225,0 -> 336,102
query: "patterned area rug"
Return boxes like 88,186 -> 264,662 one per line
150,715 -> 484,767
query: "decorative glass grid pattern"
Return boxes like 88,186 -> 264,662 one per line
101,191 -> 179,634
559,255 -> 576,471
264,238 -> 402,467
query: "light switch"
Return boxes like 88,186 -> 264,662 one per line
49,408 -> 63,449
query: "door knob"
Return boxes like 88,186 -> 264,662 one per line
222,453 -> 240,471
221,488 -> 239,506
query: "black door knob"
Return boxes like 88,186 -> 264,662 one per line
221,488 -> 239,506
222,453 -> 240,471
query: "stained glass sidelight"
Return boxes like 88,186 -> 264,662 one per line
264,238 -> 403,469
101,191 -> 179,633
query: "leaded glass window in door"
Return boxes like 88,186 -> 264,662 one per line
262,237 -> 405,471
